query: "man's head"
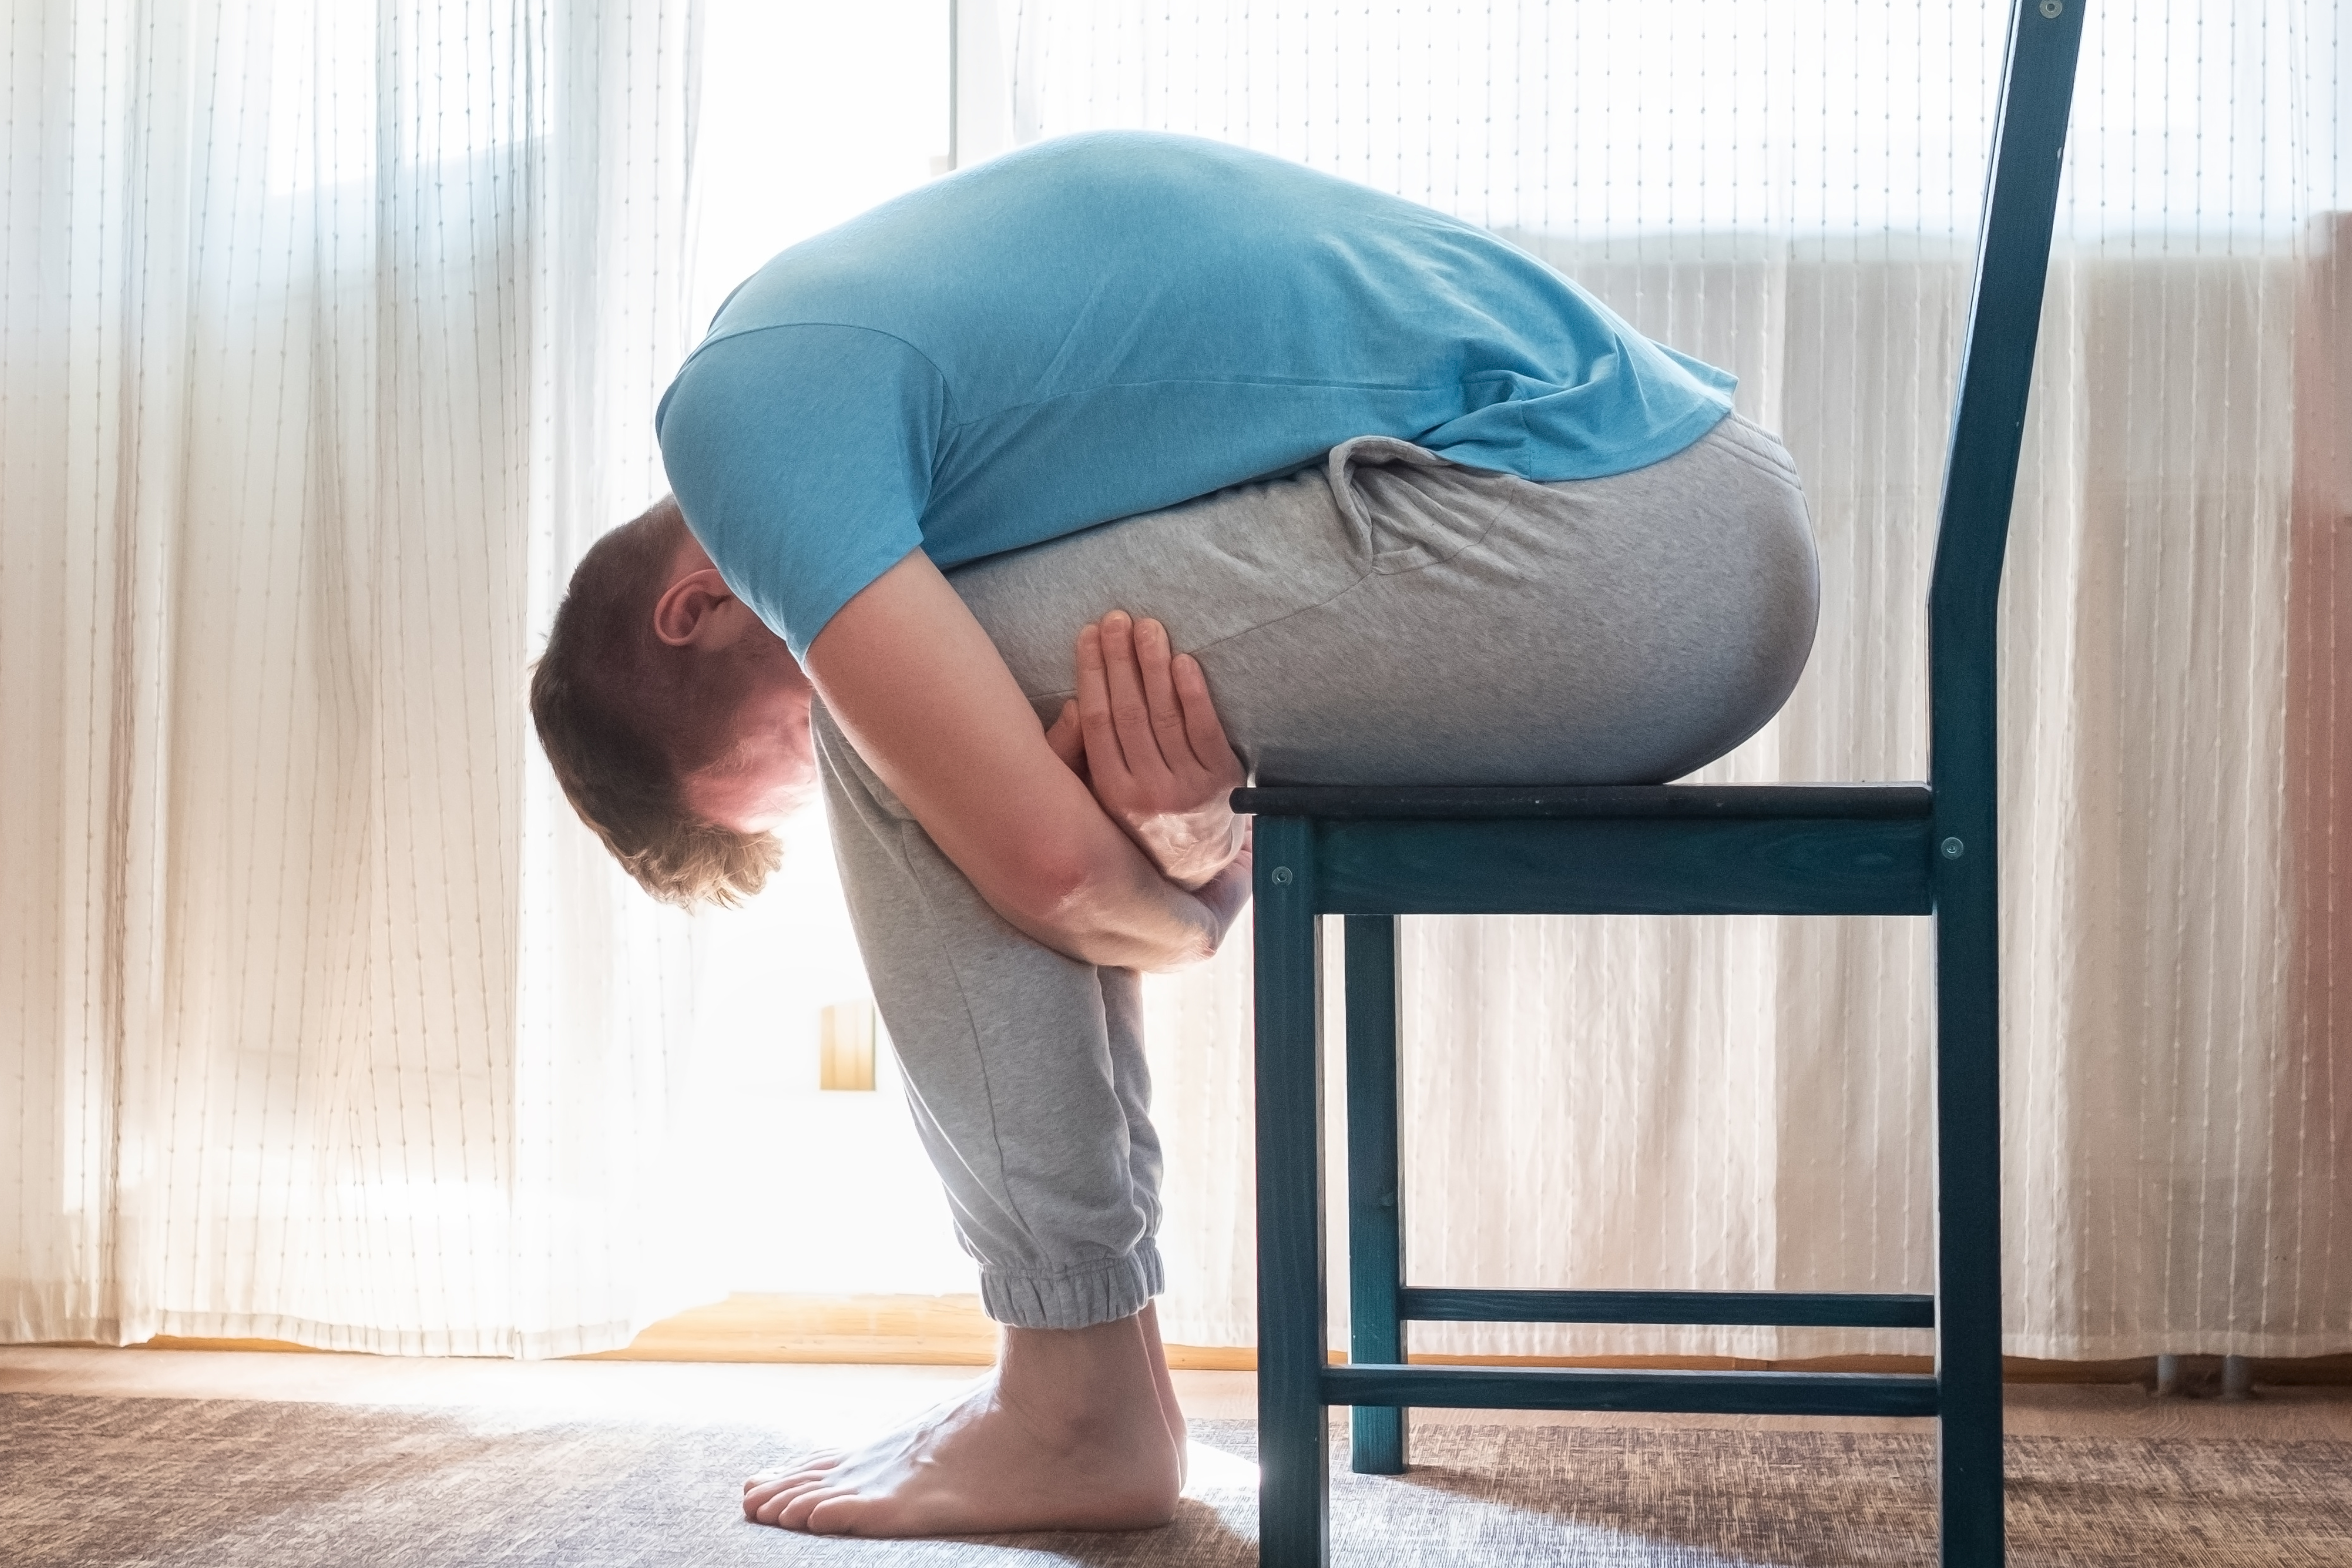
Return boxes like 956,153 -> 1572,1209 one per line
529,496 -> 817,907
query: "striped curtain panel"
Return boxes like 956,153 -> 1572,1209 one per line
0,0 -> 711,1354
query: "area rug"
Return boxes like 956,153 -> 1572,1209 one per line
3,1394 -> 2346,1566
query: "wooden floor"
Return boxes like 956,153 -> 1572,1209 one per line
7,1343 -> 2351,1443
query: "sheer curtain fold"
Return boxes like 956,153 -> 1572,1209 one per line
2,0 -> 711,1353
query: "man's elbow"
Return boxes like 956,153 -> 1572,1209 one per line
986,844 -> 1117,947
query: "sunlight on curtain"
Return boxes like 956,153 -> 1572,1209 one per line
0,0 -> 711,1354
993,0 -> 2352,1358
0,0 -> 969,1353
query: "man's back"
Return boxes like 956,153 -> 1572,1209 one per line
657,131 -> 1733,654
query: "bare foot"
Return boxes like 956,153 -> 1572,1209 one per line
743,1309 -> 1183,1536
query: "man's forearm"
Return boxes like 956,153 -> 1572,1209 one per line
806,554 -> 1253,971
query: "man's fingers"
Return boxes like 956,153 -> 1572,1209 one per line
1074,622 -> 1133,786
1171,653 -> 1241,781
1099,611 -> 1170,782
1132,619 -> 1194,771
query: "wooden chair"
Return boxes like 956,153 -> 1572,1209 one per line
1235,5 -> 2085,1564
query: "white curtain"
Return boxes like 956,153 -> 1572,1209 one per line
0,0 -> 716,1355
5,0 -> 2346,1364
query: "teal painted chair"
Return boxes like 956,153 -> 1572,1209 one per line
1236,5 -> 2085,1564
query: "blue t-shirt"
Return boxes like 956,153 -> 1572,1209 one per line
656,131 -> 1734,656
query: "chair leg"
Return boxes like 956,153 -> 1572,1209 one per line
1339,915 -> 1410,1473
1344,915 -> 1409,1473
1255,819 -> 1330,1568
1934,875 -> 2004,1567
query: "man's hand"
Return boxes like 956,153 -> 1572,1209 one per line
1068,610 -> 1247,890
807,552 -> 1243,972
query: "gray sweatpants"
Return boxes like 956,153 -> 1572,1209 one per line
815,413 -> 1818,1330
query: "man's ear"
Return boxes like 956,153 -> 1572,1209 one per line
652,567 -> 738,648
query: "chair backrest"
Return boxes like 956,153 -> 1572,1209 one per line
1927,0 -> 2086,832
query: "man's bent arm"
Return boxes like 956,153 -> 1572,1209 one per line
804,551 -> 1245,971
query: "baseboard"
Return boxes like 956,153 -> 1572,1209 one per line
575,1292 -> 1000,1366
116,1296 -> 2352,1385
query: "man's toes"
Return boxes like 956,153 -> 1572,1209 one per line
744,1471 -> 841,1522
744,1456 -> 841,1502
802,1490 -> 900,1537
771,1483 -> 858,1531
749,1481 -> 817,1527
746,1451 -> 842,1493
743,1476 -> 795,1509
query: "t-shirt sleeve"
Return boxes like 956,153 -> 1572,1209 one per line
655,323 -> 946,657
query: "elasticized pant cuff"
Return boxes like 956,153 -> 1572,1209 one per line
977,1241 -> 1166,1330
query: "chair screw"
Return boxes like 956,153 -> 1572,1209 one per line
1941,837 -> 1966,860
2039,0 -> 2062,16
1271,866 -> 1295,884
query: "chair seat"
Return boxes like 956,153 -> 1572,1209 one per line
1231,783 -> 1940,917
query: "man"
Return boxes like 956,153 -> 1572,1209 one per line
530,131 -> 1818,1538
